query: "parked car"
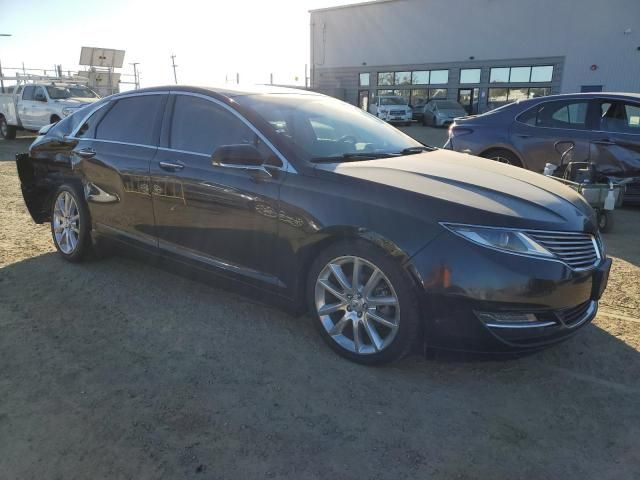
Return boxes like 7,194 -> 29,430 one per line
16,85 -> 610,365
368,95 -> 412,125
411,99 -> 428,121
445,92 -> 640,204
0,81 -> 100,139
422,99 -> 467,127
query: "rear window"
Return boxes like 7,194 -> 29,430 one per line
95,95 -> 165,145
517,100 -> 589,130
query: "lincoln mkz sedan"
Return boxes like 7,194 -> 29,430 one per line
16,85 -> 611,365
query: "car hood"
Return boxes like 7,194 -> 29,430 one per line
316,149 -> 597,232
439,109 -> 466,117
54,97 -> 100,107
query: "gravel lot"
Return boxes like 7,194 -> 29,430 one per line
1,132 -> 639,479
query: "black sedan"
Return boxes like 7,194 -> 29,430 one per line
16,86 -> 611,365
445,92 -> 640,204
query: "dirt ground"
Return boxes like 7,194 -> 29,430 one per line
1,135 -> 639,480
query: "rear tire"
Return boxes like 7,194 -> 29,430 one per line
307,240 -> 421,365
0,115 -> 17,140
50,115 -> 61,124
50,184 -> 93,262
481,148 -> 523,167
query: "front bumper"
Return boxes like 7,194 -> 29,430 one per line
410,230 -> 610,353
379,112 -> 412,123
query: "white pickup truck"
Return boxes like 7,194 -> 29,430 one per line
0,82 -> 100,139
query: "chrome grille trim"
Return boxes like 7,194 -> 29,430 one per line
526,231 -> 601,270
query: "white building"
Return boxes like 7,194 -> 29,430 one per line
310,0 -> 640,112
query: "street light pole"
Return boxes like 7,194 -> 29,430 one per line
0,34 -> 12,94
130,62 -> 140,89
170,54 -> 178,84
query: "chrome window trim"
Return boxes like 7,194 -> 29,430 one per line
69,137 -> 158,150
170,91 -> 297,174
440,222 -> 602,272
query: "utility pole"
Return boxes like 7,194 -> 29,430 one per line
0,33 -> 12,93
236,72 -> 239,84
170,54 -> 178,84
130,62 -> 140,89
270,73 -> 273,85
305,64 -> 308,88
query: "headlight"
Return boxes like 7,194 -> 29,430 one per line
62,107 -> 77,117
441,223 -> 553,258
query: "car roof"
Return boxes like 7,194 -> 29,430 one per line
514,91 -> 640,107
113,84 -> 323,101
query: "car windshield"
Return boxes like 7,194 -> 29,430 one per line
380,97 -> 407,106
434,101 -> 462,109
237,94 -> 425,162
46,86 -> 98,99
68,86 -> 99,98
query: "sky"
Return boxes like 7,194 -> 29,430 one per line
0,0 -> 367,91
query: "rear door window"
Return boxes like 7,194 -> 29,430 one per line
95,95 -> 165,145
22,86 -> 35,101
517,100 -> 589,130
599,101 -> 640,134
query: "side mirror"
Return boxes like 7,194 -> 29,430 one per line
38,124 -> 54,136
211,144 -> 271,175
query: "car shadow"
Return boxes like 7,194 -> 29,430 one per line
603,205 -> 640,267
1,252 -> 639,478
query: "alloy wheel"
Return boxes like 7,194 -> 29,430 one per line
53,191 -> 80,254
491,155 -> 512,164
314,256 -> 400,355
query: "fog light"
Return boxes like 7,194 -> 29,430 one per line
476,312 -> 556,329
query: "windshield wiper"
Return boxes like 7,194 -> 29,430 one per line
311,152 -> 398,163
398,146 -> 434,155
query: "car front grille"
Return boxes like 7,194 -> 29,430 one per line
390,110 -> 405,115
525,231 -> 601,270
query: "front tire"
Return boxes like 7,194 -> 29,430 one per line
50,184 -> 92,262
308,240 -> 421,365
597,210 -> 614,233
0,115 -> 17,140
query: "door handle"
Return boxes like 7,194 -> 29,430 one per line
593,139 -> 616,146
159,161 -> 185,171
76,147 -> 96,159
515,134 -> 532,138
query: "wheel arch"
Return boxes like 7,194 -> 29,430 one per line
289,225 -> 423,313
16,153 -> 83,223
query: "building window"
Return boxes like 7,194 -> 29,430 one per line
490,65 -> 554,83
377,72 -> 394,86
488,88 -> 509,104
412,71 -> 429,85
430,70 -> 449,84
460,68 -> 481,84
488,87 -> 552,109
359,73 -> 370,87
394,72 -> 411,85
529,87 -> 551,98
376,89 -> 395,97
509,67 -> 531,83
531,66 -> 553,82
429,88 -> 448,99
489,68 -> 510,83
410,89 -> 429,106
